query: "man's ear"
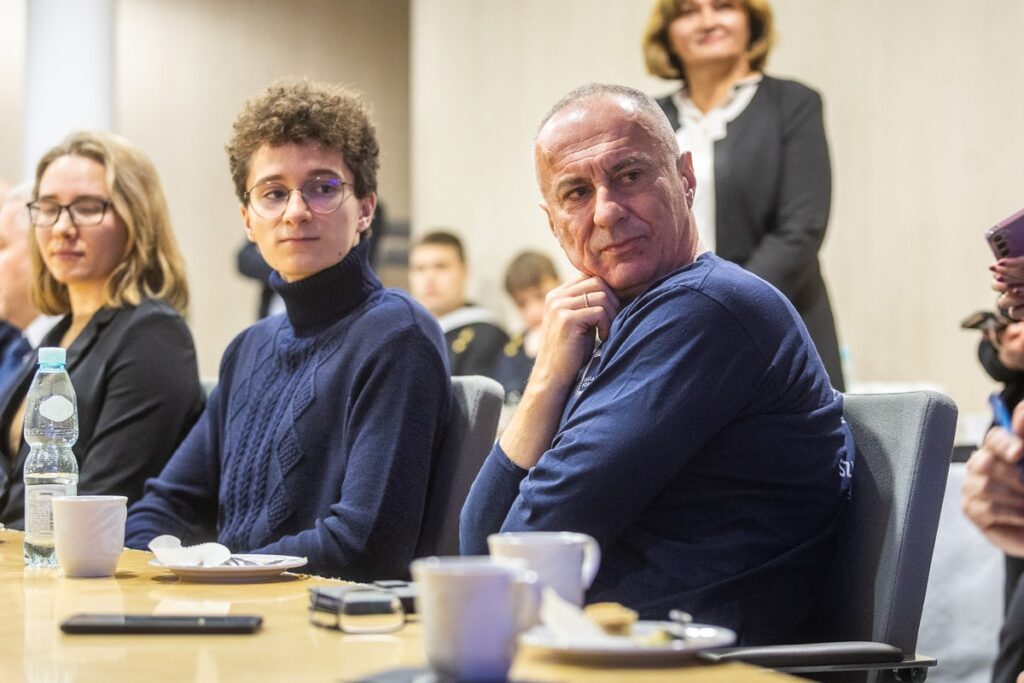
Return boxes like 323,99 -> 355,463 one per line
541,202 -> 563,248
356,192 -> 378,234
240,204 -> 257,243
678,151 -> 697,204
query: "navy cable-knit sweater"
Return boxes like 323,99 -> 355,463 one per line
125,241 -> 450,580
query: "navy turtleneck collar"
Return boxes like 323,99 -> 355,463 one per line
269,240 -> 382,335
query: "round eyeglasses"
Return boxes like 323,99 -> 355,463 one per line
244,175 -> 351,220
28,198 -> 112,229
308,586 -> 406,634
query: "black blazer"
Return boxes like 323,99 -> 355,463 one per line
0,299 -> 205,527
657,76 -> 844,391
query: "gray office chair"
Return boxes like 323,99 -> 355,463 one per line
415,375 -> 504,557
705,391 -> 958,683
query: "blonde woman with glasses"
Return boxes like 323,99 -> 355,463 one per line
0,131 -> 203,528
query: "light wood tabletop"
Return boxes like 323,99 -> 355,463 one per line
0,529 -> 802,682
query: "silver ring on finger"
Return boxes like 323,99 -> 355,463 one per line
583,292 -> 591,308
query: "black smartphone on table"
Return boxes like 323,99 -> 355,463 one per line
60,614 -> 262,635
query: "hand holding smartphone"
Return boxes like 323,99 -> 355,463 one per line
986,207 -> 1024,259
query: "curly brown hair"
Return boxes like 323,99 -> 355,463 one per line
226,79 -> 380,204
30,131 -> 189,315
643,0 -> 775,82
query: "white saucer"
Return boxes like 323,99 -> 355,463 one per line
150,554 -> 308,582
519,621 -> 736,663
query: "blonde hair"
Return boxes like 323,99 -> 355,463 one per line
30,131 -> 189,315
643,0 -> 775,81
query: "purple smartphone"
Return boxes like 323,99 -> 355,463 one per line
986,207 -> 1024,259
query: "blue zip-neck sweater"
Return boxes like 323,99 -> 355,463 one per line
126,241 -> 450,580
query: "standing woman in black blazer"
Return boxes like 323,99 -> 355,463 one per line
643,0 -> 844,390
0,131 -> 204,527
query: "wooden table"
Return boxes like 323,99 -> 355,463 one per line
0,529 -> 800,682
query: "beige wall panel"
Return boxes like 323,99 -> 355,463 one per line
0,0 -> 25,184
411,0 -> 1024,425
768,0 -> 1024,423
116,0 -> 410,377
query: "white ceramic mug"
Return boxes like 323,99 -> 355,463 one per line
52,495 -> 127,578
487,531 -> 600,606
411,556 -> 538,682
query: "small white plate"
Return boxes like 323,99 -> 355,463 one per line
520,621 -> 736,664
150,554 -> 308,582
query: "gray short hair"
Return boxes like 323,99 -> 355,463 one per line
535,83 -> 679,161
2,182 -> 32,233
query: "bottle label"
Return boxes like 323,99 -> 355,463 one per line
39,396 -> 74,422
25,485 -> 67,539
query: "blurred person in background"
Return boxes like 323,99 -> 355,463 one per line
0,132 -> 204,527
0,183 -> 60,397
494,251 -> 560,405
966,261 -> 1024,683
980,317 -> 1024,414
993,258 -> 1024,320
0,179 -> 21,391
409,230 -> 508,379
964,394 -> 1024,683
643,0 -> 844,390
980,316 -> 1024,681
126,80 -> 449,581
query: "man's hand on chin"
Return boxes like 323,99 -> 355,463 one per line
498,274 -> 620,470
528,274 -> 621,393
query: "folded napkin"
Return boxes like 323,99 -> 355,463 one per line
539,588 -> 623,647
148,535 -> 231,567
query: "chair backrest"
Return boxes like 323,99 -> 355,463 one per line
815,391 -> 957,656
415,375 -> 504,557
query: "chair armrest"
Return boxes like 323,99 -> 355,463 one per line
698,641 -> 904,668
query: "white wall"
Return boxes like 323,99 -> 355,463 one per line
24,0 -> 114,176
0,0 -> 26,184
411,0 -> 1024,422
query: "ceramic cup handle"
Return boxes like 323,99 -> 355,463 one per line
580,534 -> 601,589
514,569 -> 541,631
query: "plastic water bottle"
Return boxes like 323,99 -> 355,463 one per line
23,347 -> 79,567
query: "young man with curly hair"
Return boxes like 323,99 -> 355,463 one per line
126,80 -> 450,581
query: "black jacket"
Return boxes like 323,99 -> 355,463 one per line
0,299 -> 204,527
657,75 -> 844,390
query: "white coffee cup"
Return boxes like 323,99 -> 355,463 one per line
52,495 -> 127,578
411,556 -> 538,682
487,531 -> 600,606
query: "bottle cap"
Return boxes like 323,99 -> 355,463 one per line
38,347 -> 66,365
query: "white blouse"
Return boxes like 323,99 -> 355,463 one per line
672,74 -> 762,252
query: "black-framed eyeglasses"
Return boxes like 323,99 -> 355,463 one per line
244,175 -> 350,220
308,586 -> 406,634
27,198 -> 113,229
